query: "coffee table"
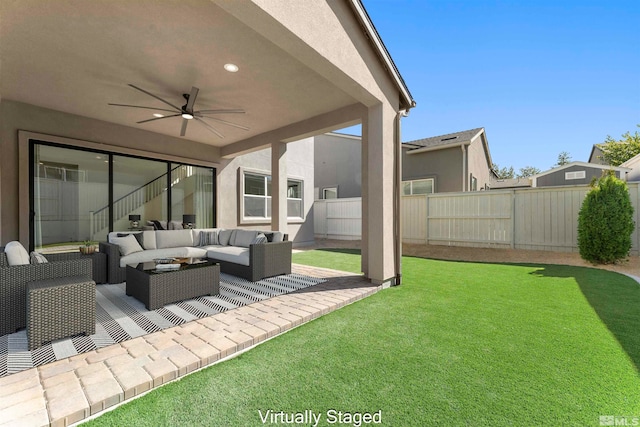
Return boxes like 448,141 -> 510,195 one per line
126,258 -> 220,310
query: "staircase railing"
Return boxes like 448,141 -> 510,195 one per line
90,165 -> 192,237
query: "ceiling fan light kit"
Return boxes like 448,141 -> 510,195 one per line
109,84 -> 247,138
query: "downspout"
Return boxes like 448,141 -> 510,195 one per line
393,109 -> 407,286
461,144 -> 467,191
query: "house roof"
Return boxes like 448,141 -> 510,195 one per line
531,161 -> 631,180
588,144 -> 609,165
403,128 -> 485,151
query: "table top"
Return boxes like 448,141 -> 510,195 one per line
128,258 -> 217,275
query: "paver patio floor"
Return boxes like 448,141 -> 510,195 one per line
0,264 -> 378,427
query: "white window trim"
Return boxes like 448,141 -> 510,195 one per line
402,178 -> 435,195
323,187 -> 338,199
239,168 -> 305,225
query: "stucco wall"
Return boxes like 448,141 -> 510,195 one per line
0,100 -> 222,244
314,133 -> 362,198
216,137 -> 315,246
402,146 -> 463,193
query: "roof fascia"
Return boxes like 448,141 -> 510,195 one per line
406,141 -> 469,155
348,0 -> 416,111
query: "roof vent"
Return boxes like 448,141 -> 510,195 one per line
441,136 -> 458,141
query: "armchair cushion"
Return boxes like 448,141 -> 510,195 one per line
5,241 -> 30,266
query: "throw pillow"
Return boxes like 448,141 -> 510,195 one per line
4,241 -> 30,266
111,234 -> 144,256
29,251 -> 48,264
199,230 -> 219,246
263,232 -> 274,242
251,233 -> 268,245
118,232 -> 144,248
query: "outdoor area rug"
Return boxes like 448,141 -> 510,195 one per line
0,272 -> 325,377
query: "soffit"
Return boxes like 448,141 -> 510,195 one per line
0,0 -> 357,147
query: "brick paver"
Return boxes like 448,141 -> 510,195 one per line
0,264 -> 379,426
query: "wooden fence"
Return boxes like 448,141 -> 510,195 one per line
314,183 -> 640,254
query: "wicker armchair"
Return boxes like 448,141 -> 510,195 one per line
0,247 -> 93,336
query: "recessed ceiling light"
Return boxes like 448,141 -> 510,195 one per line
224,63 -> 239,73
181,113 -> 194,120
153,113 -> 164,118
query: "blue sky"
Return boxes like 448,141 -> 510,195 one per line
348,0 -> 640,172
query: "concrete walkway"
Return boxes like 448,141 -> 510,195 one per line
0,265 -> 379,427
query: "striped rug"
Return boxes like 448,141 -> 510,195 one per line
0,273 -> 325,378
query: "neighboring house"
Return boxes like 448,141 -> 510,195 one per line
620,153 -> 640,181
314,132 -> 363,199
314,128 -> 496,198
530,161 -> 630,187
1,0 -> 416,286
402,128 -> 495,194
588,144 -> 608,165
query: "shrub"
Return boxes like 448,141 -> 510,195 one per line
578,171 -> 635,263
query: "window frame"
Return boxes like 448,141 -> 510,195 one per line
402,178 -> 435,195
239,168 -> 305,224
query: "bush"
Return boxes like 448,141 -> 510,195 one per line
578,171 -> 635,263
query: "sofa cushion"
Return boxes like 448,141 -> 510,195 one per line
168,220 -> 184,230
29,251 -> 48,264
231,229 -> 259,248
207,246 -> 250,266
4,241 -> 30,266
155,230 -> 194,249
111,234 -> 144,256
142,230 -> 157,250
117,232 -> 144,248
218,229 -> 234,246
120,247 -> 208,268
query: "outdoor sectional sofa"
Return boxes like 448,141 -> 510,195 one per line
100,228 -> 292,284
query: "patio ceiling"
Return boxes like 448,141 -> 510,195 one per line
0,0 -> 359,150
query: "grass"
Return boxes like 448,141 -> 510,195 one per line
85,250 -> 640,426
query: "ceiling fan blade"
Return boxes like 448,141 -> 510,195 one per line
128,84 -> 182,111
196,109 -> 245,114
137,113 -> 182,124
194,115 -> 249,131
185,86 -> 199,112
180,118 -> 188,137
195,117 -> 224,138
108,103 -> 178,113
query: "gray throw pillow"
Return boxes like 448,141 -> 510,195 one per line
118,232 -> 144,248
111,234 -> 144,256
29,251 -> 48,264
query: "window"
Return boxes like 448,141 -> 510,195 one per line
31,141 -> 216,251
242,171 -> 304,221
323,187 -> 338,199
565,170 -> 586,180
402,178 -> 434,195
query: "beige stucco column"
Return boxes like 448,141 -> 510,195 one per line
271,141 -> 287,233
362,102 -> 397,285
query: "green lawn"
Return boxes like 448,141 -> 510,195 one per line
86,250 -> 640,426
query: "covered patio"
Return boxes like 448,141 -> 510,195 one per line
0,0 -> 415,286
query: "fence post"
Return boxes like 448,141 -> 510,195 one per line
511,190 -> 516,249
424,194 -> 429,245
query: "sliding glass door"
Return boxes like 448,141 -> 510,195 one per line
30,141 -> 215,251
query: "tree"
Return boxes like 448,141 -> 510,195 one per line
577,171 -> 635,263
517,166 -> 541,178
492,163 -> 515,179
553,151 -> 571,168
596,124 -> 640,166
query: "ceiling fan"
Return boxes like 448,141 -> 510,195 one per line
109,84 -> 248,138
